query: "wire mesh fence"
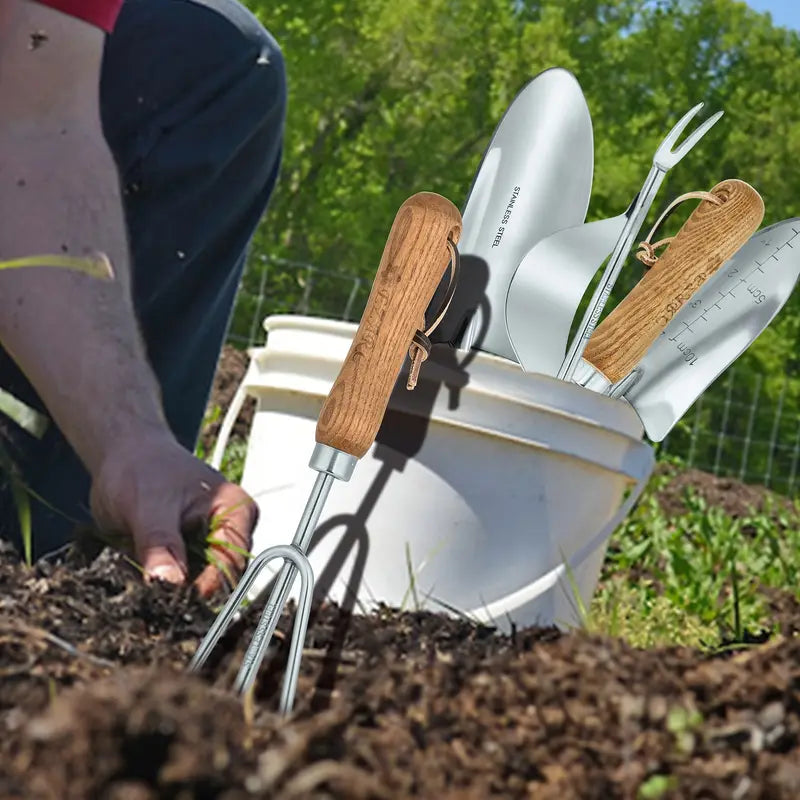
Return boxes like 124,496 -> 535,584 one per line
229,256 -> 800,497
657,369 -> 800,497
227,255 -> 373,348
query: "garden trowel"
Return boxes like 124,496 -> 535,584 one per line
504,203 -> 632,375
448,67 -> 594,358
575,178 -> 765,394
600,216 -> 800,441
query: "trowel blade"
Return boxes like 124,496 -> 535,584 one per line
504,212 -> 628,376
621,218 -> 800,441
448,67 -> 595,360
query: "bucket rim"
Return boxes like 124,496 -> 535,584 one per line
257,314 -> 645,440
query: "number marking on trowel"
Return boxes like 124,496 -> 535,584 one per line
618,219 -> 800,441
662,227 -> 798,368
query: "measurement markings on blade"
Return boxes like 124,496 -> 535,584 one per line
664,227 -> 800,364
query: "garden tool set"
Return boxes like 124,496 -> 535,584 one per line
504,102 -> 725,379
453,66 -> 799,439
192,66 -> 800,714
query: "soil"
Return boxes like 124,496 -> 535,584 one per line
2,346 -> 795,798
650,465 -> 795,521
0,542 -> 799,800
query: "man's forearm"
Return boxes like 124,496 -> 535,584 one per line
0,0 -> 171,477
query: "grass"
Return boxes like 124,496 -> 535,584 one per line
195,404 -> 248,484
586,467 -> 800,650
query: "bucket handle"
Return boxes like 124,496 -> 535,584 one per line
209,360 -> 254,471
466,441 -> 656,626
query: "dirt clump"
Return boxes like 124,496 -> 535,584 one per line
651,464 -> 794,520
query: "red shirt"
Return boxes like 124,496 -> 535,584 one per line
33,0 -> 124,32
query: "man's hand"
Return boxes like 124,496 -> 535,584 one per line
89,430 -> 258,597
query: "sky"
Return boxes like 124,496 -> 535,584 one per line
745,0 -> 800,30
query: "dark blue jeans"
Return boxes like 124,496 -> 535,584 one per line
0,0 -> 286,556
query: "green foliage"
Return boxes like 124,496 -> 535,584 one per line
237,0 -> 800,287
589,472 -> 800,648
638,773 -> 678,799
195,405 -> 248,484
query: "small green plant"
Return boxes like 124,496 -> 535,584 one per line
666,705 -> 704,754
638,774 -> 677,799
591,471 -> 800,649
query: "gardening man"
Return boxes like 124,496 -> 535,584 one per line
0,0 -> 286,593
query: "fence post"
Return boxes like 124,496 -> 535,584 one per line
296,264 -> 315,315
712,369 -> 735,476
788,418 -> 800,495
247,255 -> 271,346
343,277 -> 362,320
687,393 -> 705,468
738,372 -> 762,481
764,375 -> 788,489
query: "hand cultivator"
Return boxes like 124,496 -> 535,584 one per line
190,192 -> 461,714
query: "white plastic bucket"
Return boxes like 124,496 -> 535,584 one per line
214,314 -> 655,632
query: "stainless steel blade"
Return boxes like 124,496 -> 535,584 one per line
504,210 -> 629,375
455,67 -> 594,360
615,219 -> 800,441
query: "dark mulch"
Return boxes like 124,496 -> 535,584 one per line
651,465 -> 795,521
0,543 -> 798,800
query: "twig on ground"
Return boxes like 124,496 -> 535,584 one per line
0,617 -> 115,669
282,760 -> 392,799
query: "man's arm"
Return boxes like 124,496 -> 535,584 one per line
0,0 -> 167,473
0,0 -> 255,591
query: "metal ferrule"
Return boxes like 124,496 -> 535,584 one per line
607,368 -> 643,399
309,443 -> 357,481
573,359 -> 612,395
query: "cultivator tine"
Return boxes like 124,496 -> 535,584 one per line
654,102 -> 724,170
189,544 -> 315,716
189,548 -> 277,671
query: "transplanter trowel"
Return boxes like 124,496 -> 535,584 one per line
576,178 -> 765,394
597,215 -> 800,441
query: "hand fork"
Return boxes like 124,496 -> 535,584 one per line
189,192 -> 462,715
557,101 -> 724,382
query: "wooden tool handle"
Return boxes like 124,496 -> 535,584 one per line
315,192 -> 462,458
583,178 -> 764,384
